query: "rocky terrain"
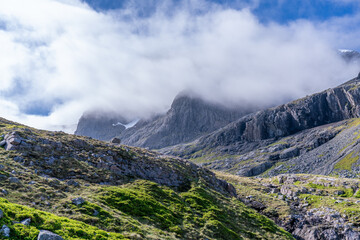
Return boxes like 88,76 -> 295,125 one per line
0,117 -> 292,239
75,111 -> 132,141
218,172 -> 360,240
162,74 -> 360,178
76,92 -> 255,149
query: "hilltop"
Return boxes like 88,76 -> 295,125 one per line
0,117 -> 292,239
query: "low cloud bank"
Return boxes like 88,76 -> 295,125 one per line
0,0 -> 359,132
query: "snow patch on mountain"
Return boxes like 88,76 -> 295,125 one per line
112,119 -> 139,129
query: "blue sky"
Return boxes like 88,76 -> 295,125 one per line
82,0 -> 360,23
0,0 -> 359,131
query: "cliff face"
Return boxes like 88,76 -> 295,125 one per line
198,76 -> 360,148
120,94 -> 251,149
75,93 -> 255,149
75,111 -> 128,141
161,75 -> 360,178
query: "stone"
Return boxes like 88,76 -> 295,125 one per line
9,177 -> 20,183
13,156 -> 23,162
21,218 -> 31,226
93,209 -> 99,216
110,137 -> 121,144
0,140 -> 5,147
334,190 -> 345,196
72,197 -> 85,206
279,147 -> 300,159
66,180 -> 80,187
0,225 -> 10,237
8,136 -> 22,145
37,230 -> 64,240
0,209 -> 3,219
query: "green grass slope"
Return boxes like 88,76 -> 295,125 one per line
0,118 -> 292,239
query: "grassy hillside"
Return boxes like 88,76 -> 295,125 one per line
0,117 -> 292,239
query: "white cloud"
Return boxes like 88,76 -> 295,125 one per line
0,0 -> 359,132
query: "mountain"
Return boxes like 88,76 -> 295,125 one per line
163,73 -> 360,177
119,93 -> 254,149
76,92 -> 256,149
0,117 -> 293,239
339,49 -> 360,64
75,111 -> 131,141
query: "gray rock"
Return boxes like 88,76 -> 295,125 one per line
37,230 -> 63,240
9,177 -> 20,183
0,209 -> 4,219
321,228 -> 339,240
21,218 -> 31,226
93,209 -> 99,216
72,197 -> 85,206
279,147 -> 300,159
76,93 -> 254,149
0,140 -> 5,147
0,224 -> 10,237
66,180 -> 80,187
110,137 -> 121,144
344,229 -> 360,240
334,190 -> 345,196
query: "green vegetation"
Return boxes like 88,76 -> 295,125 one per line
334,152 -> 359,171
98,180 -> 293,240
0,198 -> 125,239
0,117 -> 295,239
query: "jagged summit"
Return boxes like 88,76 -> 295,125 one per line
75,110 -> 131,141
163,73 -> 360,178
339,49 -> 360,63
76,91 -> 257,149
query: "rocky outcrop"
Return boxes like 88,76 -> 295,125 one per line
37,230 -> 63,240
75,111 -> 129,141
76,92 -> 256,149
119,93 -> 251,149
233,174 -> 360,240
0,120 -> 237,197
198,75 -> 360,149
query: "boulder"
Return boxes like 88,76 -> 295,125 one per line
37,230 -> 63,240
0,225 -> 10,237
110,137 -> 121,144
9,177 -> 20,183
21,218 -> 31,226
72,197 -> 85,206
279,147 -> 300,159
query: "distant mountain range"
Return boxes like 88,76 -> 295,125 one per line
75,50 -> 360,180
76,92 -> 258,149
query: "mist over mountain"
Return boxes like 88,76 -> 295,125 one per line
76,91 -> 259,148
1,0 -> 360,131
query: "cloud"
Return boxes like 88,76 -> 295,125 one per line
0,0 -> 359,132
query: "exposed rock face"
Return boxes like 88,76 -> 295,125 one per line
234,175 -> 360,240
199,76 -> 360,148
0,120 -> 237,197
75,111 -> 129,141
120,93 -> 251,149
76,92 -> 255,149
